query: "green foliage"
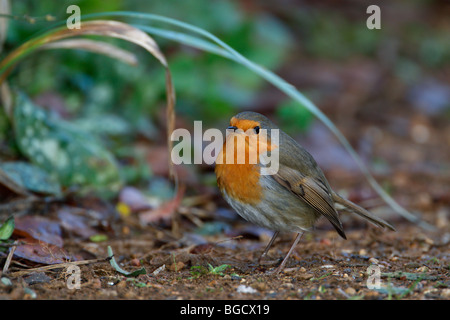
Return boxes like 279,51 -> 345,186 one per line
0,0 -> 295,200
12,91 -> 122,196
190,263 -> 231,278
295,10 -> 381,60
0,161 -> 61,195
0,1 -> 294,199
276,99 -> 313,134
7,0 -> 292,126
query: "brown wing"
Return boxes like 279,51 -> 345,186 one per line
273,166 -> 347,239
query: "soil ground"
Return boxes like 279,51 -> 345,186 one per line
1,193 -> 449,301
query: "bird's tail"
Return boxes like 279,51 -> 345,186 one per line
332,192 -> 396,231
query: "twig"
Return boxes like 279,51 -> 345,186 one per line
215,235 -> 243,245
7,257 -> 110,277
0,241 -> 25,247
2,244 -> 16,274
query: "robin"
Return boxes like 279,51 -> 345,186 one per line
215,111 -> 395,274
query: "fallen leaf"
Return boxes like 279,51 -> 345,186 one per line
14,215 -> 63,248
0,216 -> 14,240
189,243 -> 214,255
13,239 -> 74,264
12,215 -> 80,264
57,207 -> 98,240
0,161 -> 61,196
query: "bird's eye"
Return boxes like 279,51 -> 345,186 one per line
254,126 -> 260,134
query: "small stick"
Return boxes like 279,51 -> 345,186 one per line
2,244 -> 16,274
8,257 -> 110,277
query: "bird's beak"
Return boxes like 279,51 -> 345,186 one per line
227,126 -> 238,131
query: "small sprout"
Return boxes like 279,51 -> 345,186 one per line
0,217 -> 15,241
189,264 -> 231,278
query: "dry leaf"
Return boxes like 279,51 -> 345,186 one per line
42,38 -> 138,65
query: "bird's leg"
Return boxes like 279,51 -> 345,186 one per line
257,231 -> 279,265
269,232 -> 304,274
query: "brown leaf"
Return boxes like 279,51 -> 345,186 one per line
14,215 -> 63,247
13,239 -> 76,265
57,207 -> 98,239
189,243 -> 214,255
11,215 -> 83,264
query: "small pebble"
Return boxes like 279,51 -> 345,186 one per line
345,287 -> 356,296
168,261 -> 185,272
365,290 -> 380,299
1,277 -> 12,286
282,267 -> 298,273
441,289 -> 450,298
24,287 -> 37,299
130,258 -> 141,267
236,285 -> 257,294
91,278 -> 102,289
231,274 -> 242,281
116,280 -> 127,289
282,283 -> 294,289
253,282 -> 268,291
297,273 -> 314,280
152,264 -> 165,275
416,266 -> 429,273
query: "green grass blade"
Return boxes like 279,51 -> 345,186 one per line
132,25 -> 234,60
107,246 -> 146,277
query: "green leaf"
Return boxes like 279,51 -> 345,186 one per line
89,234 -> 108,242
12,91 -> 122,195
107,246 -> 146,277
277,99 -> 313,134
0,161 -> 61,195
0,217 -> 15,241
209,264 -> 230,274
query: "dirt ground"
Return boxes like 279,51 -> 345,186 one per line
1,176 -> 449,301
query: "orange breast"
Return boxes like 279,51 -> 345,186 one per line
215,162 -> 262,205
215,126 -> 279,205
215,137 -> 262,205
